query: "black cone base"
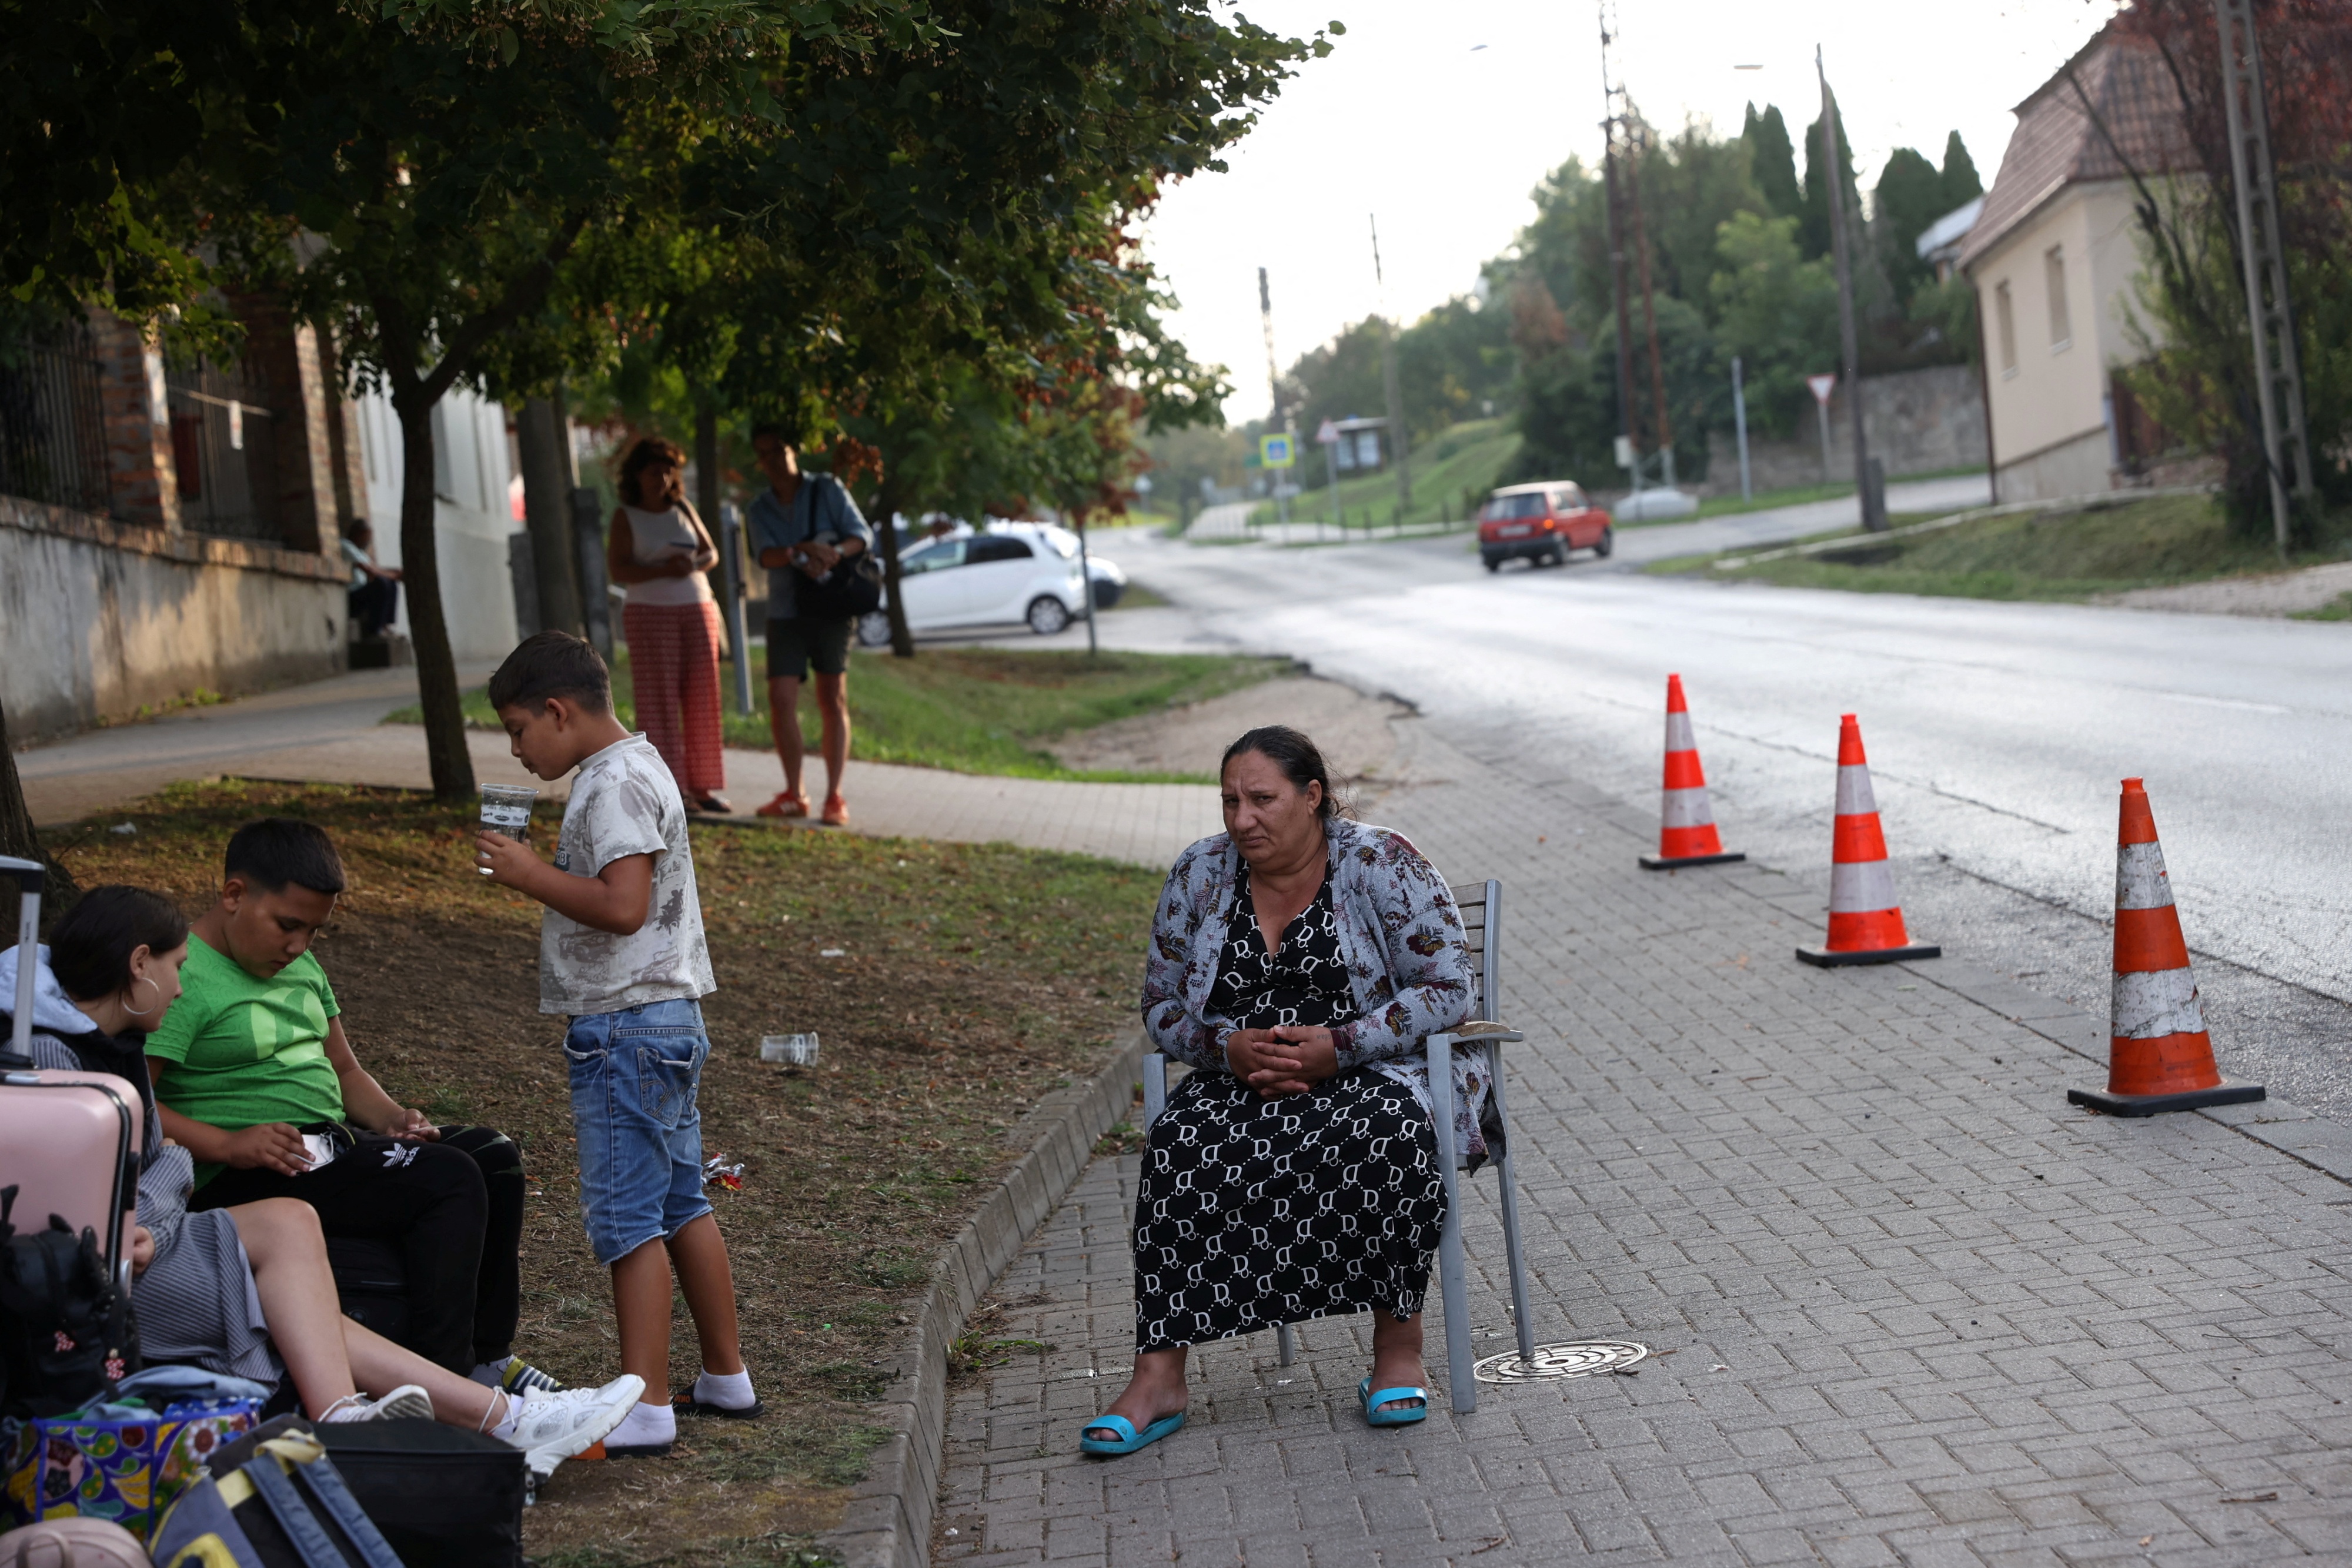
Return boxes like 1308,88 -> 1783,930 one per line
1795,942 -> 1942,968
2067,1079 -> 2265,1118
1639,851 -> 1748,871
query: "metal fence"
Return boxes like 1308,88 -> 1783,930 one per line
0,325 -> 113,517
166,359 -> 280,543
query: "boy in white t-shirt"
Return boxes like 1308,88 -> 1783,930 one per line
476,630 -> 759,1457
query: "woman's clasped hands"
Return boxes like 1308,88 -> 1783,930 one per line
1226,1025 -> 1339,1098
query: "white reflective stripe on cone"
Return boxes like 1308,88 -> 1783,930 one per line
1665,710 -> 1698,753
1829,858 -> 1899,914
1661,787 -> 1716,829
1833,764 -> 1879,817
2113,965 -> 2206,1039
2116,841 -> 2174,911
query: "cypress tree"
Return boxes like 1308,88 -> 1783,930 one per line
1940,130 -> 1983,208
1743,103 -> 1802,222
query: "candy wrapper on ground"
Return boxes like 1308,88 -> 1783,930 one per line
703,1154 -> 744,1191
4,1398 -> 260,1540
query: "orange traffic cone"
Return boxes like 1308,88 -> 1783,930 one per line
1796,714 -> 1940,967
1639,674 -> 1746,870
2067,778 -> 2263,1115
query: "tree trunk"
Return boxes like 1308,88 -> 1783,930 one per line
0,698 -> 81,934
517,392 -> 584,636
870,470 -> 916,658
392,388 -> 477,799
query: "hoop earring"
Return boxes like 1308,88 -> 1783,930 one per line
121,975 -> 163,1018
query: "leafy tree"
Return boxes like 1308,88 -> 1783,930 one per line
1635,124 -> 1768,319
1709,211 -> 1839,439
1514,297 -> 1716,488
1743,104 -> 1804,223
2112,0 -> 2352,536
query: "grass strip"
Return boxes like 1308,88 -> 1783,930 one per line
387,647 -> 1286,783
49,779 -> 1162,1566
1646,492 -> 2348,601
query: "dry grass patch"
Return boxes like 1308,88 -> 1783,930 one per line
48,780 -> 1160,1566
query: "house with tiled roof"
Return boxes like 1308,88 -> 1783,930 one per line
1959,23 -> 2199,500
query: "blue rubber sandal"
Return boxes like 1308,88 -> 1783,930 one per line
1359,1379 -> 1430,1427
1079,1410 -> 1185,1456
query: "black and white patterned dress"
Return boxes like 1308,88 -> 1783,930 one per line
1132,865 -> 1445,1352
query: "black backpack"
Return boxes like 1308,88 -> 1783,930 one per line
0,1182 -> 141,1418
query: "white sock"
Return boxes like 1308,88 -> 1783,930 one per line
489,1391 -> 525,1439
693,1368 -> 756,1410
606,1400 -> 676,1449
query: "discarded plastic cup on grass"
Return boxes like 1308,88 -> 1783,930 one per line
760,1033 -> 820,1066
477,784 -> 539,874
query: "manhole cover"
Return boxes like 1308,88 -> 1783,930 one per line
1472,1340 -> 1649,1383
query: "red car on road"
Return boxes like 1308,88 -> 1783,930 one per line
1478,482 -> 1613,571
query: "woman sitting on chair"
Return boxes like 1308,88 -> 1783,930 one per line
1084,726 -> 1488,1455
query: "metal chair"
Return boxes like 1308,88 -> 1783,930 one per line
1138,878 -> 1535,1414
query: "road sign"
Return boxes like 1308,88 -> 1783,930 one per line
1614,435 -> 1634,470
1315,419 -> 1340,446
1260,433 -> 1296,469
1807,373 -> 1838,406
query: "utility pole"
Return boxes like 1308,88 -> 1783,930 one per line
1817,48 -> 1886,531
1732,356 -> 1753,502
1598,0 -> 1641,497
1258,266 -> 1289,529
2213,0 -> 2312,557
1626,125 -> 1676,488
1370,216 -> 1412,517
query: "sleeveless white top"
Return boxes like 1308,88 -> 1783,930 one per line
621,503 -> 713,607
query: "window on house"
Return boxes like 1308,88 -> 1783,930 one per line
1996,281 -> 2018,376
2046,246 -> 2071,349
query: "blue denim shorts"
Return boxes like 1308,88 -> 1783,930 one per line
563,997 -> 713,1266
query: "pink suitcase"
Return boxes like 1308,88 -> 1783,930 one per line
1,857 -> 142,1280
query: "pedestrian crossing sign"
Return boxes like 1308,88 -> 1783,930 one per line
1259,433 -> 1296,469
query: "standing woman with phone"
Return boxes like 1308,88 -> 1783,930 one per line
608,436 -> 730,814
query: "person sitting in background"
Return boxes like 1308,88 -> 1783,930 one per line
1083,725 -> 1485,1455
0,885 -> 642,1472
148,817 -> 557,1399
342,519 -> 402,640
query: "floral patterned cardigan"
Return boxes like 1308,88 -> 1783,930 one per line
1140,815 -> 1496,1163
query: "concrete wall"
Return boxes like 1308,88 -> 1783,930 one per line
1706,363 -> 1989,496
1,495 -> 344,743
346,389 -> 522,661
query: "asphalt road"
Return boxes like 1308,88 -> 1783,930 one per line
1087,496 -> 2352,1119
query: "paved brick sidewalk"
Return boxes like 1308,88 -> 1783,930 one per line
935,731 -> 2352,1566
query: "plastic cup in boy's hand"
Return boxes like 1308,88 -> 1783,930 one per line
477,784 -> 539,875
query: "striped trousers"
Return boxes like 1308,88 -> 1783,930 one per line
624,600 -> 727,797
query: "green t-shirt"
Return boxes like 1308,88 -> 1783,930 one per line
147,935 -> 345,1184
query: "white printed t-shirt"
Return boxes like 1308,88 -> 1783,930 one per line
539,733 -> 714,1017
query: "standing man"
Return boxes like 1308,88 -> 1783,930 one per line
747,426 -> 873,827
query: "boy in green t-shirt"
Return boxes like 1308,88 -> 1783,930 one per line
150,818 -> 554,1394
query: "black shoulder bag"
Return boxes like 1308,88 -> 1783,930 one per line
790,477 -> 883,621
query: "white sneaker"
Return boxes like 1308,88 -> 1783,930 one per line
493,1375 -> 647,1476
320,1384 -> 435,1423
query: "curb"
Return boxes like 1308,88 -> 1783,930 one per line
821,1021 -> 1147,1568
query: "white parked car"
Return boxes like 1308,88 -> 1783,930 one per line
856,522 -> 1091,644
1609,486 -> 1699,522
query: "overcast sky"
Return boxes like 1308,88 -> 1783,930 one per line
1143,0 -> 2124,424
